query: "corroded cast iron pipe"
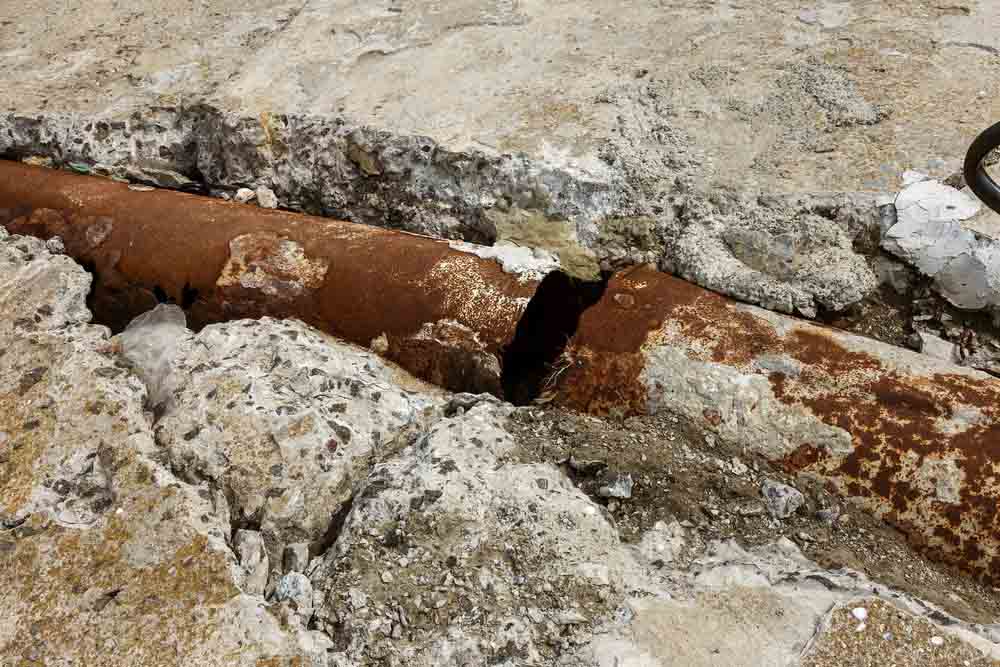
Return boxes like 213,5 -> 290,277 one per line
0,162 -> 536,395
552,265 -> 1000,582
965,121 -> 1000,214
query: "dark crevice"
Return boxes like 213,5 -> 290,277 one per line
501,270 -> 610,405
310,494 -> 354,562
226,486 -> 263,545
79,258 -> 101,319
180,282 -> 200,309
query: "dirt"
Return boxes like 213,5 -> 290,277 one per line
803,598 -> 997,667
507,406 -> 1000,626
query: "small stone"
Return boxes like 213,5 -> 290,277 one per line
851,607 -> 868,622
930,636 -> 944,646
816,507 -> 840,524
598,471 -> 634,499
235,188 -> 256,203
233,530 -> 269,596
761,480 -> 805,519
729,457 -> 749,476
381,571 -> 394,584
256,186 -> 278,209
274,572 -> 314,618
554,610 -> 587,625
45,237 -> 65,255
390,623 -> 403,640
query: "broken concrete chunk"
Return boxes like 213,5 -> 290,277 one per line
274,572 -> 314,619
449,239 -> 561,284
0,229 -> 92,333
310,403 -> 638,662
234,529 -> 269,596
882,214 -> 1000,311
894,180 -> 981,227
117,303 -> 191,409
917,331 -> 958,363
234,187 -> 256,203
256,186 -> 278,209
761,480 -> 805,519
667,195 -> 878,318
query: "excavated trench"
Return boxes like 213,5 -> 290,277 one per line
97,264 -> 609,406
0,159 -> 609,405
12,159 -> 1000,586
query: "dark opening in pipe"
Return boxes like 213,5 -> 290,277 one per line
501,271 -> 609,405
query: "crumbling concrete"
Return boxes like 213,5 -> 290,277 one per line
1,226 -> 998,665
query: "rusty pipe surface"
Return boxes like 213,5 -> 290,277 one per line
551,265 -> 1000,582
0,161 -> 537,396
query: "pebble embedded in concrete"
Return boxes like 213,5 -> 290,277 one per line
761,480 -> 805,519
256,186 -> 278,209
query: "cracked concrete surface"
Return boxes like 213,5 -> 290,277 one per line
2,0 -> 997,192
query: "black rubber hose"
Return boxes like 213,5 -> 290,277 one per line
964,121 -> 1000,214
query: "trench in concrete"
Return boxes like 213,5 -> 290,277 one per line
75,243 -> 610,406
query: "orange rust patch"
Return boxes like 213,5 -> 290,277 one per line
548,346 -> 649,416
561,264 -> 1000,582
781,443 -> 827,473
0,162 -> 535,395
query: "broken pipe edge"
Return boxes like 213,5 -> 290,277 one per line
552,265 -> 1000,584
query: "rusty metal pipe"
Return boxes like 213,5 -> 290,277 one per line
551,265 -> 1000,582
0,161 -> 538,396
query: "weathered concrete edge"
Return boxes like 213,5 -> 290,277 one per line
0,107 -> 626,250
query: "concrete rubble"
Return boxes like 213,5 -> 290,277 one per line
2,223 -> 999,664
2,0 -> 1000,664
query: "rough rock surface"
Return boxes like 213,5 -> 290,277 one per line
8,0 -> 997,314
3,223 -> 999,665
882,180 -> 1000,313
0,230 -> 333,665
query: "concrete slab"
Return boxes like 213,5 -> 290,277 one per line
2,0 -> 997,193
